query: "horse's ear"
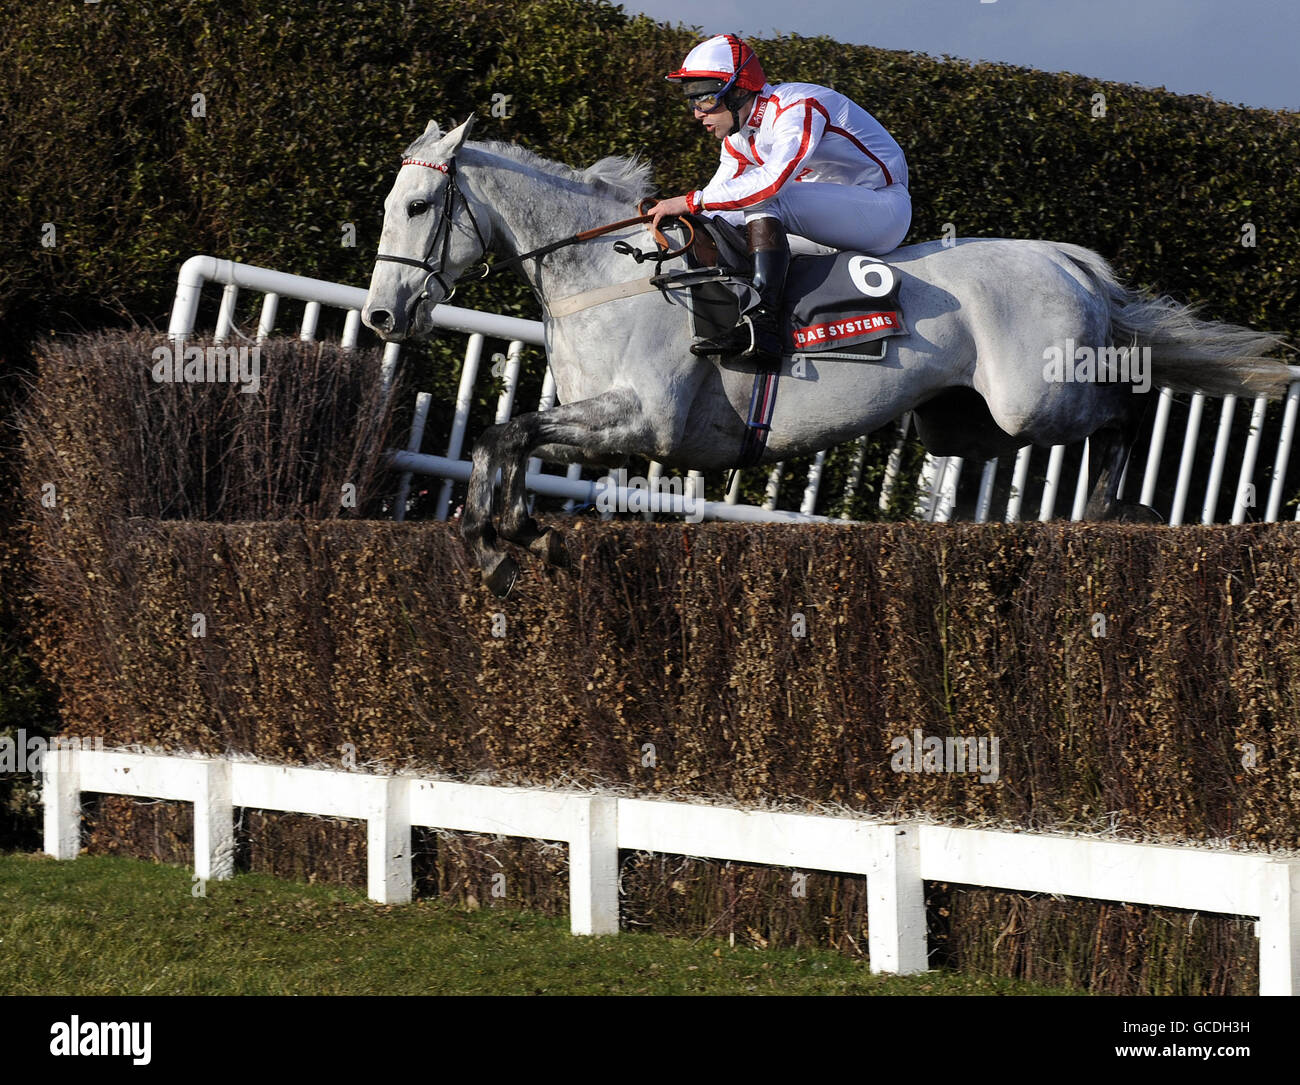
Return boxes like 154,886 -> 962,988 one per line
440,113 -> 476,154
424,118 -> 442,137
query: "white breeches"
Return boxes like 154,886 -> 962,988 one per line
709,181 -> 912,256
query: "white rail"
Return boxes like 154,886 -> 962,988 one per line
168,255 -> 1300,525
43,749 -> 1300,993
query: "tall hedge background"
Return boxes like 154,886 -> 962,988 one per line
5,0 -> 1299,341
3,0 -> 1299,990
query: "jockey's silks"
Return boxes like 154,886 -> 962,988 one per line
691,82 -> 909,214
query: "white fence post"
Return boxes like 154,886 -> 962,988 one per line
42,746 -> 81,860
366,776 -> 412,905
568,796 -> 619,936
1258,860 -> 1300,996
194,758 -> 235,883
867,824 -> 928,975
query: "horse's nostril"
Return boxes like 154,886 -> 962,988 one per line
369,309 -> 394,333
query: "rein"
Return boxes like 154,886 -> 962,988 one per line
488,201 -> 693,277
374,154 -> 693,313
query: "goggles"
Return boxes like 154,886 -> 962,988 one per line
686,87 -> 729,113
682,50 -> 755,113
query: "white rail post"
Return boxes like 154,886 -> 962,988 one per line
867,824 -> 927,974
42,745 -> 81,860
1202,395 -> 1238,523
1070,440 -> 1090,521
724,464 -> 743,506
299,300 -> 321,342
341,309 -> 362,351
394,392 -> 433,523
974,459 -> 998,523
562,462 -> 585,514
1005,446 -> 1032,522
1265,383 -> 1300,521
1169,392 -> 1206,525
256,293 -> 280,343
1039,445 -> 1066,521
878,414 -> 911,513
839,434 -> 869,519
194,758 -> 235,883
366,776 -> 412,905
762,463 -> 784,510
569,796 -> 619,936
1258,860 -> 1300,996
645,461 -> 667,519
380,342 -> 402,395
214,283 -> 239,343
435,333 -> 486,521
1231,395 -> 1269,524
1139,387 -> 1174,508
915,454 -> 944,520
800,450 -> 827,516
493,340 -> 526,423
934,456 -> 963,522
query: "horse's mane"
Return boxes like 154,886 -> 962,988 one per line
405,127 -> 652,202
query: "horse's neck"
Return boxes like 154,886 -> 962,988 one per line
463,148 -> 637,304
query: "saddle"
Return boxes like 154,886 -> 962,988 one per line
674,213 -> 907,362
663,214 -> 909,471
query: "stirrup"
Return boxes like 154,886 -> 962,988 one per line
737,316 -> 757,357
690,316 -> 755,357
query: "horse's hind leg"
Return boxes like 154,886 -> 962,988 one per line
1083,415 -> 1163,523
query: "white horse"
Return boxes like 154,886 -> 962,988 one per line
362,117 -> 1293,595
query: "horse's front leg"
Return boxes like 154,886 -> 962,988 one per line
462,425 -> 519,595
462,389 -> 648,595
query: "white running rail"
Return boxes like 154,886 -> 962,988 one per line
168,256 -> 1300,525
43,748 -> 1300,994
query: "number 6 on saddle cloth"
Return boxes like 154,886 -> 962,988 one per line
659,214 -> 909,467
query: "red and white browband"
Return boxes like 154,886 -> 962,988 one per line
401,157 -> 449,172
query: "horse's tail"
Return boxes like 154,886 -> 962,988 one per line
1051,242 -> 1295,398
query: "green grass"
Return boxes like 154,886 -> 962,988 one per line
0,852 -> 1083,996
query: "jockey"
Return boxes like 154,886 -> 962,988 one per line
650,33 -> 911,363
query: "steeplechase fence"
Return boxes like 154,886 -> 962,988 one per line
42,748 -> 1300,994
167,255 -> 1300,527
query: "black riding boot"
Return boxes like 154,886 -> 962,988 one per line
691,216 -> 790,365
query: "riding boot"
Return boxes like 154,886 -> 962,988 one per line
691,216 -> 790,364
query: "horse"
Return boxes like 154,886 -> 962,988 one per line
362,116 -> 1294,596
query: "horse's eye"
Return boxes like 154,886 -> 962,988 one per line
407,200 -> 429,217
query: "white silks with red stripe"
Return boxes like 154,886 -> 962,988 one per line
694,81 -> 909,213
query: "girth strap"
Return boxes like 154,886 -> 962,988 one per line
738,365 -> 780,468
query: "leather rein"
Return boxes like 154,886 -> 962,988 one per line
373,155 -> 693,320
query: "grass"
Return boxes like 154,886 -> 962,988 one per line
0,851 -> 1083,996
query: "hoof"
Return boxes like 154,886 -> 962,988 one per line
482,554 -> 519,597
527,526 -> 568,568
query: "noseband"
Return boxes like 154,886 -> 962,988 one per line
373,157 -> 491,325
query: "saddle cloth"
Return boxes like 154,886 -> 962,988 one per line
681,214 -> 907,357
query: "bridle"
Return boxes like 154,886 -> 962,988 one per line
373,157 -> 492,324
372,152 -> 695,327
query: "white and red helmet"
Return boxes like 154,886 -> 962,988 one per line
666,34 -> 767,95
